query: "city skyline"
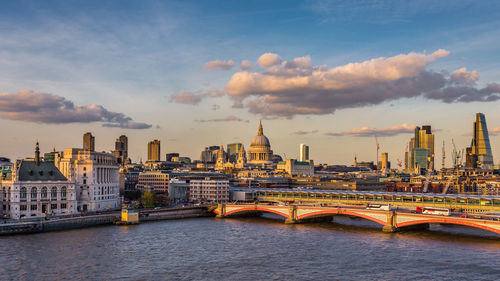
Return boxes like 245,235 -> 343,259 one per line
2,1 -> 500,166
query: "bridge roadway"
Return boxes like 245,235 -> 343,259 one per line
213,203 -> 500,235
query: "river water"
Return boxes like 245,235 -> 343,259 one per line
1,217 -> 499,281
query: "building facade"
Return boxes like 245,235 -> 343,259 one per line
136,171 -> 169,193
148,140 -> 161,162
55,148 -> 120,212
1,144 -> 77,219
83,132 -> 95,151
189,179 -> 229,203
227,143 -> 243,163
469,113 -> 494,169
277,159 -> 314,177
113,135 -> 128,165
299,144 -> 309,162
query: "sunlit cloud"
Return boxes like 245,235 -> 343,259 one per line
203,59 -> 235,70
326,123 -> 415,137
0,90 -> 152,129
292,130 -> 319,135
194,115 -> 249,123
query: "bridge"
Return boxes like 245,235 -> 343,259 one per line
241,188 -> 500,213
213,203 -> 500,235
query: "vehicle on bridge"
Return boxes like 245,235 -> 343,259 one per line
366,203 -> 392,211
421,207 -> 451,216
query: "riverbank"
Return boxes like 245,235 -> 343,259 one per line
0,206 -> 214,235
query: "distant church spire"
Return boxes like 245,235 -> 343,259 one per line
258,120 -> 263,136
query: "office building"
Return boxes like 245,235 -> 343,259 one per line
166,153 -> 180,162
467,113 -> 494,169
189,179 -> 229,203
200,146 -> 220,163
148,140 -> 161,162
408,125 -> 434,172
83,132 -> 95,152
55,148 -> 120,212
276,159 -> 314,177
227,143 -> 243,163
136,171 -> 169,193
299,144 -> 310,162
381,152 -> 390,170
112,135 -> 128,165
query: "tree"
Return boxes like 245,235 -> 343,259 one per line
140,192 -> 156,208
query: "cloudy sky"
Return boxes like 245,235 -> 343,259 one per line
2,0 -> 500,167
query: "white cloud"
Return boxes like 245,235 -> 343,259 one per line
203,59 -> 235,70
257,53 -> 282,67
240,60 -> 252,70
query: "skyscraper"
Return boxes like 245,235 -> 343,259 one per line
381,152 -> 389,170
299,144 -> 309,162
113,135 -> 128,165
83,132 -> 95,151
227,143 -> 242,163
148,140 -> 161,162
408,125 -> 434,172
468,113 -> 494,169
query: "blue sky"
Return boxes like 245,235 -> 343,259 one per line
1,0 -> 500,166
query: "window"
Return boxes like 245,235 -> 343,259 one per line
20,205 -> 27,211
31,187 -> 37,201
51,187 -> 57,199
51,204 -> 58,210
41,187 -> 47,199
20,187 -> 27,200
83,179 -> 86,185
61,203 -> 67,209
61,187 -> 67,199
31,205 -> 37,210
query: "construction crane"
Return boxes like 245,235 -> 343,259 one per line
442,140 -> 446,170
374,135 -> 380,172
452,139 -> 459,168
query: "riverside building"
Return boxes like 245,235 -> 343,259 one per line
55,148 -> 120,212
0,143 -> 77,219
189,179 -> 229,203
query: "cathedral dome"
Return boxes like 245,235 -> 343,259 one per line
251,135 -> 270,147
248,120 -> 273,165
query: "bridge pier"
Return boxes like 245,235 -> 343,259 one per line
285,205 -> 298,224
216,203 -> 226,218
382,211 -> 398,233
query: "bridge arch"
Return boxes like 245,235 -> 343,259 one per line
224,207 -> 290,219
397,219 -> 500,235
297,210 -> 386,226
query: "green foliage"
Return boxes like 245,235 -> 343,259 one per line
140,192 -> 157,208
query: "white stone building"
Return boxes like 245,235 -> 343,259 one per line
189,179 -> 229,203
55,148 -> 120,212
276,159 -> 315,177
0,143 -> 77,219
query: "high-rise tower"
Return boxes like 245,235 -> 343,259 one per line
113,135 -> 128,165
147,140 -> 161,162
83,132 -> 95,151
408,125 -> 434,172
299,144 -> 309,162
469,113 -> 494,169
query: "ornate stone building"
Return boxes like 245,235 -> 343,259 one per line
0,143 -> 77,219
248,121 -> 273,165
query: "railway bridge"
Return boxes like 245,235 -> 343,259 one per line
213,204 -> 500,235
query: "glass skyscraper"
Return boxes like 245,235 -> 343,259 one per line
471,113 -> 494,169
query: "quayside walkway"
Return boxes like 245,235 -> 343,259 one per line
213,203 -> 500,234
